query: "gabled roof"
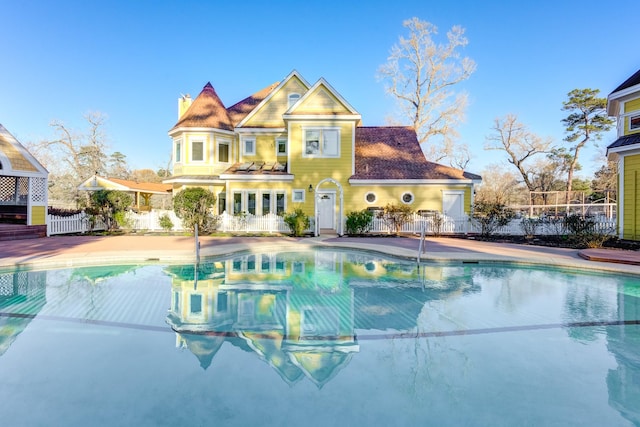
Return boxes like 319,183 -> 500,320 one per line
352,127 -> 481,181
608,68 -> 640,116
0,124 -> 48,178
227,81 -> 281,127
78,175 -> 172,194
170,82 -> 233,132
285,77 -> 360,117
234,70 -> 312,128
610,69 -> 640,95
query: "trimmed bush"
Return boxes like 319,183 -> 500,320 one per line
345,209 -> 373,235
283,208 -> 310,237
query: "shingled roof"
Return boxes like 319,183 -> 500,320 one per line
610,68 -> 640,95
607,133 -> 640,151
227,82 -> 280,126
170,82 -> 233,132
352,127 -> 481,181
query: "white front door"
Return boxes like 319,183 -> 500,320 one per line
317,193 -> 335,229
443,191 -> 464,218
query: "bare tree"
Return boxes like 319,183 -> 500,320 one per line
378,17 -> 476,165
30,111 -> 117,206
475,165 -> 526,205
561,88 -> 614,201
485,114 -> 553,192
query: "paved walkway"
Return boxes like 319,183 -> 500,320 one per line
0,234 -> 639,275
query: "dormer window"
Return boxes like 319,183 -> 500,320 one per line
288,93 -> 300,108
630,114 -> 640,131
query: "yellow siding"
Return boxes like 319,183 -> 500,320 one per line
31,206 -> 46,225
289,121 -> 353,217
347,185 -> 471,213
623,154 -> 640,240
179,132 -> 235,176
295,86 -> 351,115
243,77 -> 308,128
623,98 -> 640,136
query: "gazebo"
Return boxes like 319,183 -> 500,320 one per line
0,124 -> 48,226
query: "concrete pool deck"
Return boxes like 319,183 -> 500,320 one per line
0,234 -> 639,275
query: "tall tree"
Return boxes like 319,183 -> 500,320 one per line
561,88 -> 614,201
485,114 -> 552,192
378,17 -> 476,165
108,151 -> 130,179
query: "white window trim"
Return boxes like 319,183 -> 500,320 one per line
190,139 -> 205,162
629,113 -> 640,131
242,137 -> 256,156
276,137 -> 287,156
401,191 -> 414,205
292,189 -> 306,203
217,138 -> 231,164
288,93 -> 301,108
174,139 -> 182,164
302,127 -> 341,158
364,191 -> 377,204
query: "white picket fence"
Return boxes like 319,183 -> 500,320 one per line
47,212 -> 108,236
47,210 -> 616,237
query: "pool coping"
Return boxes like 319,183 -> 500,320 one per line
0,235 -> 639,276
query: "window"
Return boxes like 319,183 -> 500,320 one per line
173,291 -> 180,312
292,189 -> 305,203
243,138 -> 256,155
288,93 -> 300,108
217,291 -> 228,313
276,192 -> 285,215
218,192 -> 226,214
631,115 -> 640,131
191,141 -> 204,161
190,294 -> 202,315
218,141 -> 229,162
175,140 -> 182,163
262,192 -> 271,215
304,128 -> 339,157
276,138 -> 287,155
401,192 -> 414,204
233,192 -> 242,214
365,192 -> 376,204
247,192 -> 256,215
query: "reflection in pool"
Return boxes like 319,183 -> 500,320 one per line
0,249 -> 639,426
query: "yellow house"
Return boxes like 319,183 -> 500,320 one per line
166,70 -> 481,235
607,68 -> 640,240
0,124 -> 48,226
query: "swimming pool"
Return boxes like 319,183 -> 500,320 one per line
0,248 -> 639,426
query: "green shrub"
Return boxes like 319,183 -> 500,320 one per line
159,214 -> 174,232
520,217 -> 541,238
86,189 -> 133,231
345,209 -> 373,235
377,203 -> 413,235
173,187 -> 217,233
283,208 -> 310,237
472,201 -> 515,238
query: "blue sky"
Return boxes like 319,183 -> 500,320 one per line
1,0 -> 638,178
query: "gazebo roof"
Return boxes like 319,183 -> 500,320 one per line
0,124 -> 48,178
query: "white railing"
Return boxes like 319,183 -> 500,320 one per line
46,210 -> 616,237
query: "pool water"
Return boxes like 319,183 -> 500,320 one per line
0,249 -> 639,426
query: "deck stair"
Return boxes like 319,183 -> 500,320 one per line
0,224 -> 47,241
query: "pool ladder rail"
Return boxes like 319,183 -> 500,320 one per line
417,224 -> 426,265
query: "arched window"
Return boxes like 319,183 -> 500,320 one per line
288,93 -> 300,108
